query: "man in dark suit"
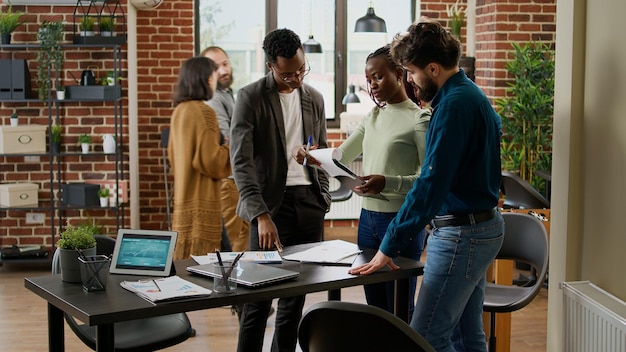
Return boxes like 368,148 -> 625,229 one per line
230,28 -> 331,352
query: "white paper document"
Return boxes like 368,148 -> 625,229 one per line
121,275 -> 212,303
283,240 -> 362,265
191,251 -> 282,265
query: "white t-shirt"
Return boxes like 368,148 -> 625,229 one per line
279,89 -> 312,186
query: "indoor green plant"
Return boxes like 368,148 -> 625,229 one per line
97,187 -> 110,207
50,124 -> 62,153
36,20 -> 64,100
9,111 -> 18,126
56,223 -> 97,282
496,41 -> 554,191
446,0 -> 465,43
99,16 -> 114,36
78,133 -> 92,153
0,1 -> 24,44
79,16 -> 95,36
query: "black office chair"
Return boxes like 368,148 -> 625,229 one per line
161,127 -> 174,231
298,301 -> 436,352
51,235 -> 195,351
500,171 -> 550,209
329,176 -> 354,202
483,212 -> 549,352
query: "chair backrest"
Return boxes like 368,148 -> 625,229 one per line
501,171 -> 550,209
162,127 -> 173,230
329,176 -> 353,202
298,301 -> 435,352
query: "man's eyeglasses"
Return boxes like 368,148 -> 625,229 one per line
272,59 -> 311,82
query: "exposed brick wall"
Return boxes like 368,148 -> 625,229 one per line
1,0 -> 556,247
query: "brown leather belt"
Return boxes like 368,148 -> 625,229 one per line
431,208 -> 496,228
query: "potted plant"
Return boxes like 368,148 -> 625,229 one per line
79,16 -> 95,36
78,134 -> 92,154
9,112 -> 18,126
55,83 -> 65,100
97,187 -> 110,207
446,0 -> 475,81
50,124 -> 62,153
0,1 -> 24,45
56,223 -> 97,282
99,16 -> 114,37
36,20 -> 64,100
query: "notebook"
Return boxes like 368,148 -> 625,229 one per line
186,261 -> 300,288
109,229 -> 178,277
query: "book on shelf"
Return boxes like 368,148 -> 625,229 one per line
308,148 -> 388,201
191,250 -> 282,265
120,275 -> 212,303
282,240 -> 362,265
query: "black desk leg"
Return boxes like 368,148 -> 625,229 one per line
48,303 -> 64,352
394,278 -> 410,323
95,324 -> 115,352
327,289 -> 341,301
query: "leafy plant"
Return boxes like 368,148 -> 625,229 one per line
10,112 -> 17,119
99,16 -> 114,32
78,134 -> 92,144
496,42 -> 555,190
51,124 -> 62,143
79,215 -> 105,235
0,1 -> 24,35
446,0 -> 466,43
97,187 -> 110,198
36,20 -> 64,100
79,16 -> 95,32
56,223 -> 97,250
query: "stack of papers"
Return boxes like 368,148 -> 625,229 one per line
283,240 -> 362,265
191,251 -> 282,265
120,275 -> 212,303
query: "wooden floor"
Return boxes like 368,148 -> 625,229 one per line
0,262 -> 547,352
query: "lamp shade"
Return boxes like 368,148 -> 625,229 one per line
303,35 -> 323,54
355,7 -> 387,33
342,84 -> 361,104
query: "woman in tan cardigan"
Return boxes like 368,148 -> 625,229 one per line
169,56 -> 231,259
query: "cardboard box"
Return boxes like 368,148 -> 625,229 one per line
62,183 -> 100,206
0,125 -> 47,154
0,183 -> 39,207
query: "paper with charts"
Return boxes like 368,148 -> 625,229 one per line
308,148 -> 388,201
120,275 -> 212,303
282,240 -> 362,265
191,251 -> 282,265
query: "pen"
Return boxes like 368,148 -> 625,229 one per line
215,249 -> 228,281
152,279 -> 161,292
303,135 -> 312,166
225,251 -> 245,278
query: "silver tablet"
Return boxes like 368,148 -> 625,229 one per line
109,229 -> 178,277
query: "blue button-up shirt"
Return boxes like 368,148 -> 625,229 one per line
380,70 -> 502,257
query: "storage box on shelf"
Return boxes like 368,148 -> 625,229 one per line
0,183 -> 39,207
61,183 -> 100,207
0,125 -> 47,153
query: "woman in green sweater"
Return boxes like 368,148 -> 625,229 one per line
339,45 -> 430,316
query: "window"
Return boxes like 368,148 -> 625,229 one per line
196,0 -> 414,125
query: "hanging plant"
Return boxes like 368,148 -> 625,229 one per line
36,20 -> 64,100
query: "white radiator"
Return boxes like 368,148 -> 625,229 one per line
562,281 -> 626,352
325,160 -> 362,220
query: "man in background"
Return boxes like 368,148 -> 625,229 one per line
201,46 -> 250,252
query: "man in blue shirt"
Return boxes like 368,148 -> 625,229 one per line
350,21 -> 504,352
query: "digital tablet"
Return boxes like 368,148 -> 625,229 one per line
109,229 -> 178,277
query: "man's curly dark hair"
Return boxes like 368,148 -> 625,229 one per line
262,28 -> 302,65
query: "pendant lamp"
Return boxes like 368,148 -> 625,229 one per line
303,0 -> 322,53
342,84 -> 361,104
355,1 -> 387,33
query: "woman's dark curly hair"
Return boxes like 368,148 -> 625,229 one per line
263,28 -> 303,65
390,21 -> 461,70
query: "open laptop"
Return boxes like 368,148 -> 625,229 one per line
109,229 -> 178,277
186,261 -> 299,288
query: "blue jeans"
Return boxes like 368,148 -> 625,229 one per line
410,211 -> 504,352
358,208 -> 426,316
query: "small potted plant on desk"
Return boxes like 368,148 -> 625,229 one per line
99,16 -> 114,37
79,16 -> 95,37
9,112 -> 18,126
0,1 -> 24,45
56,223 -> 97,282
97,187 -> 110,207
78,133 -> 92,154
50,124 -> 62,153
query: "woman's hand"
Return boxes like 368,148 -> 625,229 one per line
348,250 -> 398,275
354,175 -> 385,195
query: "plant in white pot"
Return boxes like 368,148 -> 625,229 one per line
97,187 -> 110,207
9,112 -> 18,126
78,134 -> 92,153
99,16 -> 114,37
56,223 -> 97,282
79,16 -> 95,36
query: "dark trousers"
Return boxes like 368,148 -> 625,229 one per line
237,185 -> 325,352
